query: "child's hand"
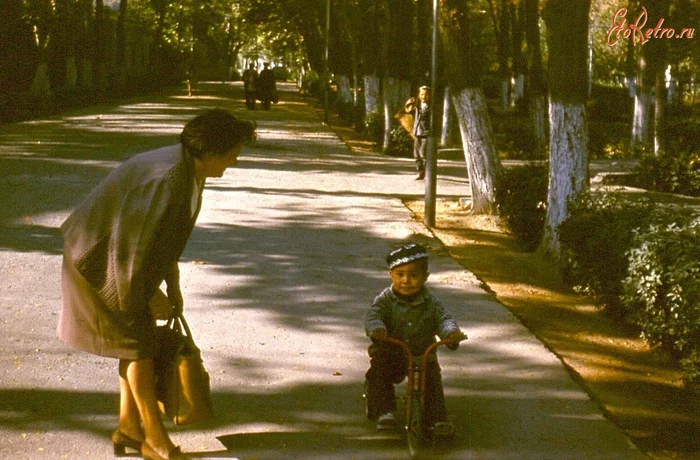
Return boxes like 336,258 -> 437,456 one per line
445,331 -> 467,350
370,328 -> 388,341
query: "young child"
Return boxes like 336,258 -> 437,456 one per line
364,243 -> 467,435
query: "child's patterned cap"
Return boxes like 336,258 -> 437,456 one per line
386,243 -> 428,270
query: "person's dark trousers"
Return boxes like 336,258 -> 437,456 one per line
245,91 -> 256,110
413,136 -> 428,177
365,341 -> 447,427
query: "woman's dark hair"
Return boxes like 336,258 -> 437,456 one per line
180,109 -> 256,158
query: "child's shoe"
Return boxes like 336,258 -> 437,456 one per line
432,421 -> 454,438
376,412 -> 396,431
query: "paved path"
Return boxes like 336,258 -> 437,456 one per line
0,82 -> 646,459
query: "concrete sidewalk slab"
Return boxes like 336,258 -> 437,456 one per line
0,82 -> 645,459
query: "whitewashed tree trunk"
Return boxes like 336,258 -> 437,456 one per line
513,73 -> 525,106
632,89 -> 652,150
440,86 -> 452,147
452,87 -> 502,214
337,75 -> 353,105
541,102 -> 589,252
382,77 -> 410,152
626,76 -> 636,97
364,74 -> 380,116
541,0 -> 591,256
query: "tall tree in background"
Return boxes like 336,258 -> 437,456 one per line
0,0 -> 36,93
541,0 -> 591,254
360,0 -> 382,115
631,0 -> 670,153
115,0 -> 129,89
379,0 -> 413,152
50,0 -> 72,91
27,0 -> 55,97
525,0 -> 547,157
510,0 -> 526,107
93,0 -> 108,95
486,0 -> 512,111
439,0 -> 502,214
651,0 -> 670,154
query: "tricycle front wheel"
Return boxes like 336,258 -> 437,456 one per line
407,394 -> 425,457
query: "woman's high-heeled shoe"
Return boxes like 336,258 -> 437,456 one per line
141,442 -> 191,460
111,429 -> 143,456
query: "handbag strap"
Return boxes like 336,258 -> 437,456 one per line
166,313 -> 196,346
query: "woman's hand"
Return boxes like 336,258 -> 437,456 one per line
148,289 -> 172,320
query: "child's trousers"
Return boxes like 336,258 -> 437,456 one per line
365,341 -> 447,427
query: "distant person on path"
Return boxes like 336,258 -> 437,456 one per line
404,86 -> 431,180
58,109 -> 256,460
257,62 -> 277,110
364,243 -> 467,435
242,63 -> 258,110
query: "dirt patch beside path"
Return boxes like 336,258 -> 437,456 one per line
321,109 -> 700,460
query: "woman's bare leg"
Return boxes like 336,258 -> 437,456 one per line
119,359 -> 177,457
117,362 -> 144,441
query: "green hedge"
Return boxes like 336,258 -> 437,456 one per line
558,193 -> 659,315
634,148 -> 700,197
496,164 -> 549,251
559,192 -> 700,383
622,218 -> 700,383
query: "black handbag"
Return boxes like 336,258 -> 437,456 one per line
154,314 -> 214,425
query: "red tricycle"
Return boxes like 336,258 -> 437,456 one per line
365,336 -> 466,457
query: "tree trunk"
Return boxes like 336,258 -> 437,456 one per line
75,0 -> 93,90
337,74 -> 353,105
440,86 -> 453,147
452,87 -> 503,214
632,89 -> 652,149
115,0 -> 128,89
542,103 -> 589,251
438,0 -> 502,215
525,0 -> 547,157
654,67 -> 666,154
652,0 -> 669,155
487,0 -> 511,112
540,0 -> 591,255
93,0 -> 108,95
379,0 -> 413,152
51,0 -> 71,91
364,74 -> 380,116
30,22 -> 52,98
631,1 -> 669,153
30,61 -> 52,97
338,0 -> 361,117
415,0 -> 431,84
511,0 -> 526,108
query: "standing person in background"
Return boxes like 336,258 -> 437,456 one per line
257,62 -> 277,111
404,86 -> 431,180
242,63 -> 259,110
58,109 -> 256,460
